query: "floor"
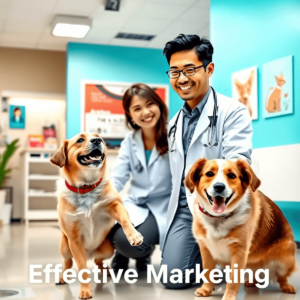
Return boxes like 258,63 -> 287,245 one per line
0,223 -> 300,300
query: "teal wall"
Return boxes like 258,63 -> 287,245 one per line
210,0 -> 300,149
66,42 -> 181,138
210,0 -> 300,241
276,202 -> 300,242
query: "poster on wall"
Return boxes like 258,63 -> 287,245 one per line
81,81 -> 169,138
263,55 -> 293,118
232,66 -> 258,120
9,105 -> 26,129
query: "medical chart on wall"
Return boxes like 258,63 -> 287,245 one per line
81,81 -> 168,138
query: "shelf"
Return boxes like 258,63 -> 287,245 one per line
20,148 -> 58,154
27,210 -> 58,220
28,193 -> 57,197
28,175 -> 59,180
28,158 -> 51,163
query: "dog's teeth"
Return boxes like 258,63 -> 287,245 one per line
84,158 -> 89,162
81,159 -> 86,164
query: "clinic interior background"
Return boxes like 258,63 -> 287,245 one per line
0,0 -> 299,241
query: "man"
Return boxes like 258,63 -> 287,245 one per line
161,34 -> 252,288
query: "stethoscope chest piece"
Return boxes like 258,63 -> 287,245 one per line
135,161 -> 143,173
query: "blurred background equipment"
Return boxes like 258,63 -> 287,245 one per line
105,0 -> 121,11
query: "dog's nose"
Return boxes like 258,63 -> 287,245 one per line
90,138 -> 102,145
213,183 -> 225,193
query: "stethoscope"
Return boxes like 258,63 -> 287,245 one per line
168,86 -> 219,153
135,160 -> 143,173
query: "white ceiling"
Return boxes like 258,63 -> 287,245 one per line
0,0 -> 210,51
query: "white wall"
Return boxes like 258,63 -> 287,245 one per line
252,143 -> 300,201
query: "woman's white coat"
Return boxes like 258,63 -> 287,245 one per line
111,129 -> 172,248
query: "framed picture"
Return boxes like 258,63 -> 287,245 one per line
81,81 -> 169,139
263,55 -> 293,118
9,105 -> 26,129
232,66 -> 258,120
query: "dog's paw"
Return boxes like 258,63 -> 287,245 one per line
126,230 -> 144,246
79,286 -> 93,299
221,293 -> 237,300
194,287 -> 213,297
281,284 -> 296,294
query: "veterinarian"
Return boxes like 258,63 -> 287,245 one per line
161,34 -> 253,288
108,83 -> 171,272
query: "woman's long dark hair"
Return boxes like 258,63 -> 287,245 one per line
123,83 -> 169,155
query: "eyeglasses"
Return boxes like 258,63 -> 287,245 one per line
166,65 -> 204,79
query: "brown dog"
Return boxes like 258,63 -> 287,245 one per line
51,133 -> 143,299
185,158 -> 296,300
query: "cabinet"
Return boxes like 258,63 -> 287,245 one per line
21,148 -> 59,223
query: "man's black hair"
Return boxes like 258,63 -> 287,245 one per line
13,107 -> 21,113
163,34 -> 214,70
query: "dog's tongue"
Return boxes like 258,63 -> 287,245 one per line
212,196 -> 226,214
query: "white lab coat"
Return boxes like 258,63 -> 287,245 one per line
111,129 -> 172,248
163,91 -> 252,250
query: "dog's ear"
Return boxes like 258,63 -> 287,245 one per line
234,78 -> 243,89
248,70 -> 254,85
237,159 -> 261,192
50,140 -> 68,168
184,158 -> 207,193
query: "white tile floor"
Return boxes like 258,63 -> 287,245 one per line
0,223 -> 299,300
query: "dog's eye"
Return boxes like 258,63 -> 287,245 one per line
227,173 -> 236,179
77,138 -> 84,143
206,171 -> 214,177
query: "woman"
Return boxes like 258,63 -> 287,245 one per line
108,83 -> 172,271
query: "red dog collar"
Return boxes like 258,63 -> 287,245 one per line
65,178 -> 103,194
198,204 -> 234,219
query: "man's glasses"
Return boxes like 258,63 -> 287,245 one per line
166,65 -> 204,79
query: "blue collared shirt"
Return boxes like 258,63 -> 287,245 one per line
178,87 -> 211,208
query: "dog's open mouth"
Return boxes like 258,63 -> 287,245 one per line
77,148 -> 105,166
205,190 -> 234,214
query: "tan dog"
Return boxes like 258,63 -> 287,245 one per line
234,70 -> 254,117
50,133 -> 143,299
185,158 -> 296,300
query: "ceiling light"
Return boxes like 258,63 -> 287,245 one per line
51,15 -> 92,38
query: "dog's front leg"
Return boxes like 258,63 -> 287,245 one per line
195,240 -> 216,297
107,200 -> 143,246
222,243 -> 248,300
67,231 -> 92,299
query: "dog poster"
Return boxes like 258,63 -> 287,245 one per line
232,66 -> 258,120
81,81 -> 168,138
263,55 -> 293,118
9,105 -> 26,129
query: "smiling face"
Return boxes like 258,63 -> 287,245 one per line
128,95 -> 161,130
185,158 -> 261,216
50,133 -> 107,185
169,49 -> 214,109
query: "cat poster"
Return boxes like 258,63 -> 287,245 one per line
263,55 -> 293,118
232,66 -> 258,120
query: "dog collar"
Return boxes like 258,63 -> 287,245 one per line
198,204 -> 234,219
65,178 -> 103,194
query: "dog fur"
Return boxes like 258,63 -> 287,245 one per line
185,158 -> 296,300
51,133 -> 143,299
